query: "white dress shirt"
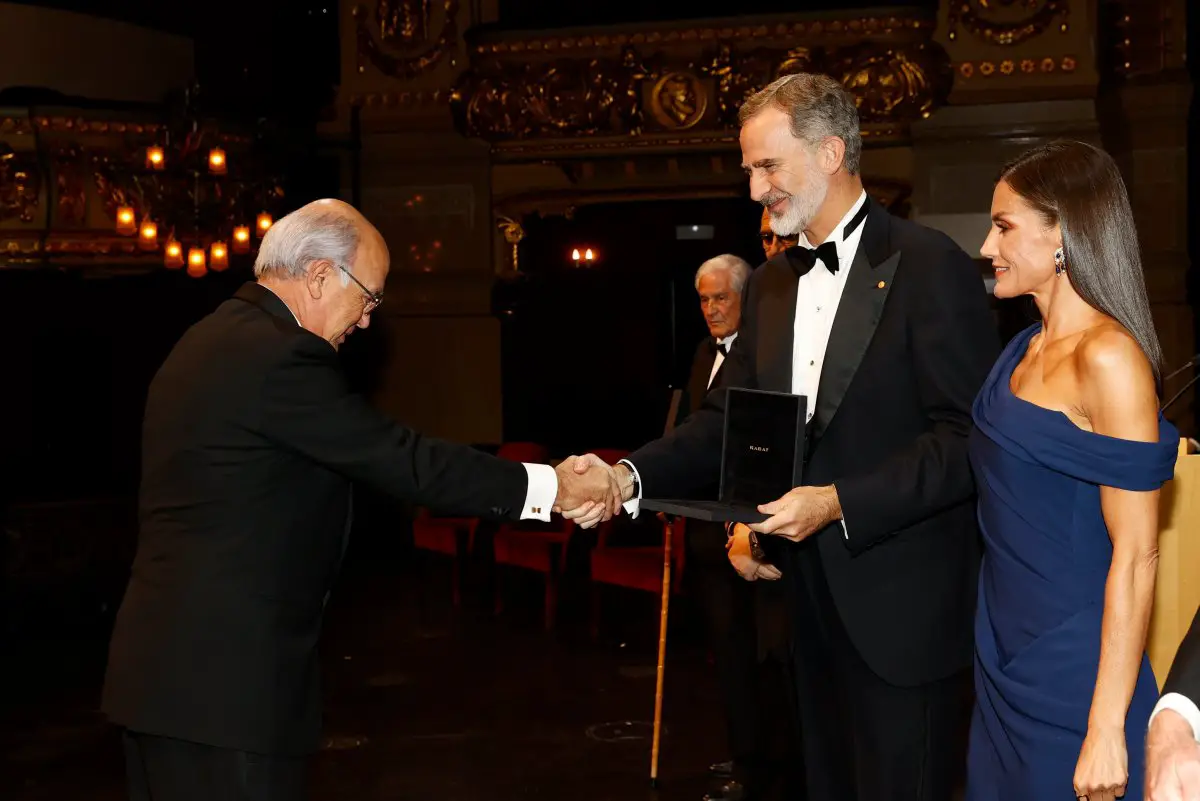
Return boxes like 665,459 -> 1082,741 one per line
260,283 -> 559,522
792,190 -> 868,423
708,332 -> 739,390
622,191 -> 870,523
1149,692 -> 1200,743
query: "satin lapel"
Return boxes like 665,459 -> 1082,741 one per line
753,256 -> 799,394
811,204 -> 900,440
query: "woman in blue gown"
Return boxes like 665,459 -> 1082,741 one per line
967,140 -> 1179,801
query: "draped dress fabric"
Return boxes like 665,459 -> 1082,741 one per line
966,324 -> 1179,799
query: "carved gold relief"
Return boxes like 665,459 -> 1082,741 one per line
948,0 -> 1070,46
54,147 -> 87,227
957,55 -> 1077,79
354,0 -> 459,80
452,48 -> 657,140
835,43 -> 947,122
649,72 -> 708,130
471,15 -> 936,56
0,143 -> 40,224
452,38 -> 950,145
377,0 -> 431,47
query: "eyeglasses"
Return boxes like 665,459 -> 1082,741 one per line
760,231 -> 799,247
335,262 -> 383,311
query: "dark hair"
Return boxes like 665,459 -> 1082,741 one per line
999,140 -> 1163,383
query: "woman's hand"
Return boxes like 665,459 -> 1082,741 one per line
1074,725 -> 1128,801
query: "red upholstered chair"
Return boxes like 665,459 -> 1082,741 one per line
490,442 -> 576,630
588,513 -> 687,640
411,507 -> 479,608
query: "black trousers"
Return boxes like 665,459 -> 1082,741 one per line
122,730 -> 307,801
688,524 -> 800,797
788,543 -> 970,801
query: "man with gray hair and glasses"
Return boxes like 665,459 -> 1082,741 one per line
101,198 -> 621,801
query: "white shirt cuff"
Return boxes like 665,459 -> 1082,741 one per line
1150,693 -> 1200,743
617,459 -> 642,518
520,462 -> 557,522
835,484 -> 848,539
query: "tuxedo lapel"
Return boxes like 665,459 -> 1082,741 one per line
811,202 -> 900,440
754,254 -> 799,393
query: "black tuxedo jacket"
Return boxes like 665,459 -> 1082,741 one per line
1164,609 -> 1200,712
678,337 -> 726,425
102,282 -> 531,755
628,198 -> 999,686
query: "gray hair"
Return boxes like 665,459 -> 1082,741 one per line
695,254 -> 751,294
738,73 -> 862,175
253,203 -> 361,283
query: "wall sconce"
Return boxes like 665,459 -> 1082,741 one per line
138,219 -> 158,251
571,247 -> 596,267
164,238 -> 184,269
187,247 -> 207,277
146,146 -> 165,170
116,206 -> 137,236
210,241 -> 229,271
232,225 -> 251,254
208,148 -> 227,175
256,212 -> 272,237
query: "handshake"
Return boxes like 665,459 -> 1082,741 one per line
551,454 -> 632,529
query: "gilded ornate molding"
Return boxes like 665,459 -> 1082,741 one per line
451,36 -> 951,148
0,117 -> 162,137
947,0 -> 1071,47
354,0 -> 460,80
0,143 -> 40,224
470,15 -> 936,56
956,54 -> 1078,79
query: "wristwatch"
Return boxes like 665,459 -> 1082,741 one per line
748,530 -> 767,562
618,461 -> 639,500
724,521 -> 767,562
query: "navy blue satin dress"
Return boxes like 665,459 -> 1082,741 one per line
966,324 -> 1179,799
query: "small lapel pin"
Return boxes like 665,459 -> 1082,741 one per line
877,280 -> 886,289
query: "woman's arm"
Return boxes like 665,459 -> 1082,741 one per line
1078,328 -> 1163,734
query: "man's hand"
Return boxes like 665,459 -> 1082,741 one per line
749,485 -> 841,542
553,455 -> 621,527
727,523 -> 782,581
1147,709 -> 1200,801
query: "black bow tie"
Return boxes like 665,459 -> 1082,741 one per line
784,197 -> 871,278
716,341 -> 729,356
789,241 -> 840,276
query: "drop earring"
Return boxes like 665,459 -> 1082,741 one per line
1054,247 -> 1066,275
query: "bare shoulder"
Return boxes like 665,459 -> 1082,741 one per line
1075,323 -> 1159,440
1075,324 -> 1154,387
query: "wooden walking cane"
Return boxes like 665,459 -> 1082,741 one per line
649,515 -> 673,788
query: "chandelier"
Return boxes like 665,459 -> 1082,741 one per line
92,83 -> 285,278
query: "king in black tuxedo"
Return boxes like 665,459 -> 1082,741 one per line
583,75 -> 1000,801
102,200 -> 616,801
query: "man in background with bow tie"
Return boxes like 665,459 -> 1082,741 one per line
564,73 -> 999,800
677,255 -> 797,801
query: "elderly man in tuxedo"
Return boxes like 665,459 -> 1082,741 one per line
678,254 -> 795,801
101,199 -> 619,801
1147,611 -> 1200,800
565,72 -> 998,801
